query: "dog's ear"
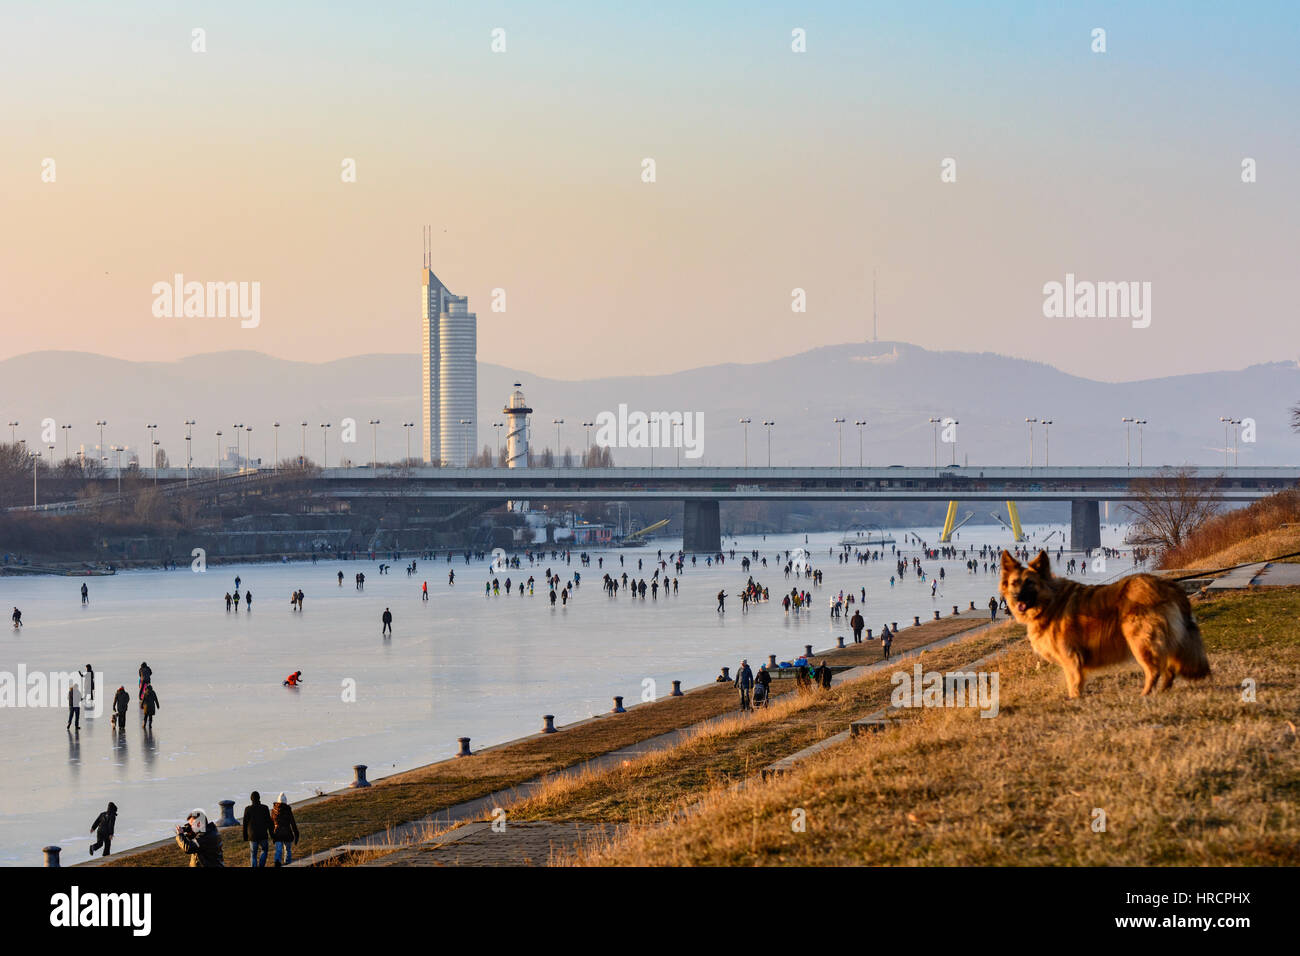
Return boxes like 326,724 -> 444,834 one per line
1028,550 -> 1052,577
1000,550 -> 1021,573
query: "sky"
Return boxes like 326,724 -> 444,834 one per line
2,0 -> 1298,382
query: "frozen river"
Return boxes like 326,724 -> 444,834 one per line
0,521 -> 1138,865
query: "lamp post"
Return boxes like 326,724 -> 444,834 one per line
184,420 -> 195,485
110,446 -> 122,495
763,421 -> 775,467
300,421 -> 308,466
320,423 -> 331,469
855,421 -> 867,467
552,419 -> 564,466
245,426 -> 254,470
459,420 -> 472,467
31,452 -> 38,506
928,417 -> 941,469
7,421 -> 17,445
739,418 -> 752,467
215,431 -> 222,482
61,424 -> 72,463
232,424 -> 244,470
833,417 -> 845,468
95,421 -> 107,462
1135,419 -> 1147,467
948,419 -> 960,466
582,421 -> 594,465
1025,417 -> 1038,468
369,419 -> 380,469
493,422 -> 503,466
1122,417 -> 1135,468
272,421 -> 280,472
1040,419 -> 1053,467
673,421 -> 682,467
151,440 -> 160,483
403,422 -> 414,464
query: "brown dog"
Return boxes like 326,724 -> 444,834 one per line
1000,550 -> 1209,698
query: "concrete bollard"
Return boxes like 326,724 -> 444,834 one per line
891,622 -> 898,632
836,635 -> 846,648
541,714 -> 557,733
768,654 -> 777,668
43,846 -> 61,868
953,605 -> 960,616
720,666 -> 730,681
218,800 -> 238,827
913,615 -> 921,626
866,628 -> 873,640
934,610 -> 941,620
969,601 -> 977,610
457,737 -> 472,757
350,764 -> 371,788
671,680 -> 683,697
804,644 -> 813,657
612,696 -> 625,714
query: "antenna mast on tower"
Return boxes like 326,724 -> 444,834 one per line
422,225 -> 431,268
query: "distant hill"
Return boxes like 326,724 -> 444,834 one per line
0,342 -> 1295,467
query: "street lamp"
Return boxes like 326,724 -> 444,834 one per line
552,419 -> 564,466
320,423 -> 331,469
1122,417 -> 1135,468
245,425 -> 254,470
184,420 -> 195,485
215,431 -> 222,481
833,417 -> 846,468
582,421 -> 594,464
459,419 -> 472,466
948,419 -> 960,466
369,419 -> 381,469
300,421 -> 308,466
7,421 -> 17,445
95,420 -> 107,461
61,423 -> 72,462
1025,418 -> 1038,468
272,421 -> 280,472
493,422 -> 504,466
152,440 -> 160,483
110,446 -> 123,495
232,424 -> 244,470
855,421 -> 867,467
31,451 -> 38,506
929,417 -> 941,469
763,421 -> 775,467
403,422 -> 414,464
1135,419 -> 1148,467
739,418 -> 752,467
1039,419 -> 1053,467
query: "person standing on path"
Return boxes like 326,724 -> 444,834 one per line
79,664 -> 95,703
112,685 -> 129,730
989,595 -> 998,621
850,609 -> 865,643
89,802 -> 117,857
81,582 -> 89,605
734,659 -> 753,711
271,792 -> 299,867
881,625 -> 893,661
242,791 -> 273,868
381,607 -> 393,635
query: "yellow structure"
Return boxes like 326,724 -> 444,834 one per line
939,500 -> 1026,542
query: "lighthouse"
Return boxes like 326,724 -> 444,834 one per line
503,384 -> 532,468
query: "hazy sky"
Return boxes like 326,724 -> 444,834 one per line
3,1 -> 1297,382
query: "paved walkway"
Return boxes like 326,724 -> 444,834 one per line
1204,561 -> 1300,591
1205,562 -> 1269,590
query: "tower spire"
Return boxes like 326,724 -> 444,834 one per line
872,269 -> 877,343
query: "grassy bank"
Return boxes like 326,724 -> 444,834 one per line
570,587 -> 1300,866
1160,489 -> 1300,570
102,609 -> 991,866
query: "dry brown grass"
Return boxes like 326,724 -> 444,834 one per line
571,588 -> 1300,866
1160,489 -> 1300,570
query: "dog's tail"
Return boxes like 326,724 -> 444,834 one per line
1166,603 -> 1211,680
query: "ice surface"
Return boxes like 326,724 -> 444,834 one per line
0,521 -> 1137,864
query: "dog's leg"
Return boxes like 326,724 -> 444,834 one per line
1160,667 -> 1176,691
1062,657 -> 1085,698
1135,651 -> 1160,696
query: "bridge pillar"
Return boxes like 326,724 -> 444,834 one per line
682,499 -> 721,553
1070,500 -> 1101,552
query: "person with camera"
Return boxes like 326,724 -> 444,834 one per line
174,809 -> 224,867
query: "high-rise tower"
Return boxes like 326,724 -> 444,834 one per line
420,228 -> 478,466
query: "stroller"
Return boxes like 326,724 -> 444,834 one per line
752,681 -> 770,709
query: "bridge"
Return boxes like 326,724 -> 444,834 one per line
24,464 -> 1296,553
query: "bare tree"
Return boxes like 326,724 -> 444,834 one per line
1125,467 -> 1222,553
1292,401 -> 1299,433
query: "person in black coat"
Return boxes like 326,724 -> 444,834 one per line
90,802 -> 117,857
242,791 -> 273,868
175,810 -> 224,867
